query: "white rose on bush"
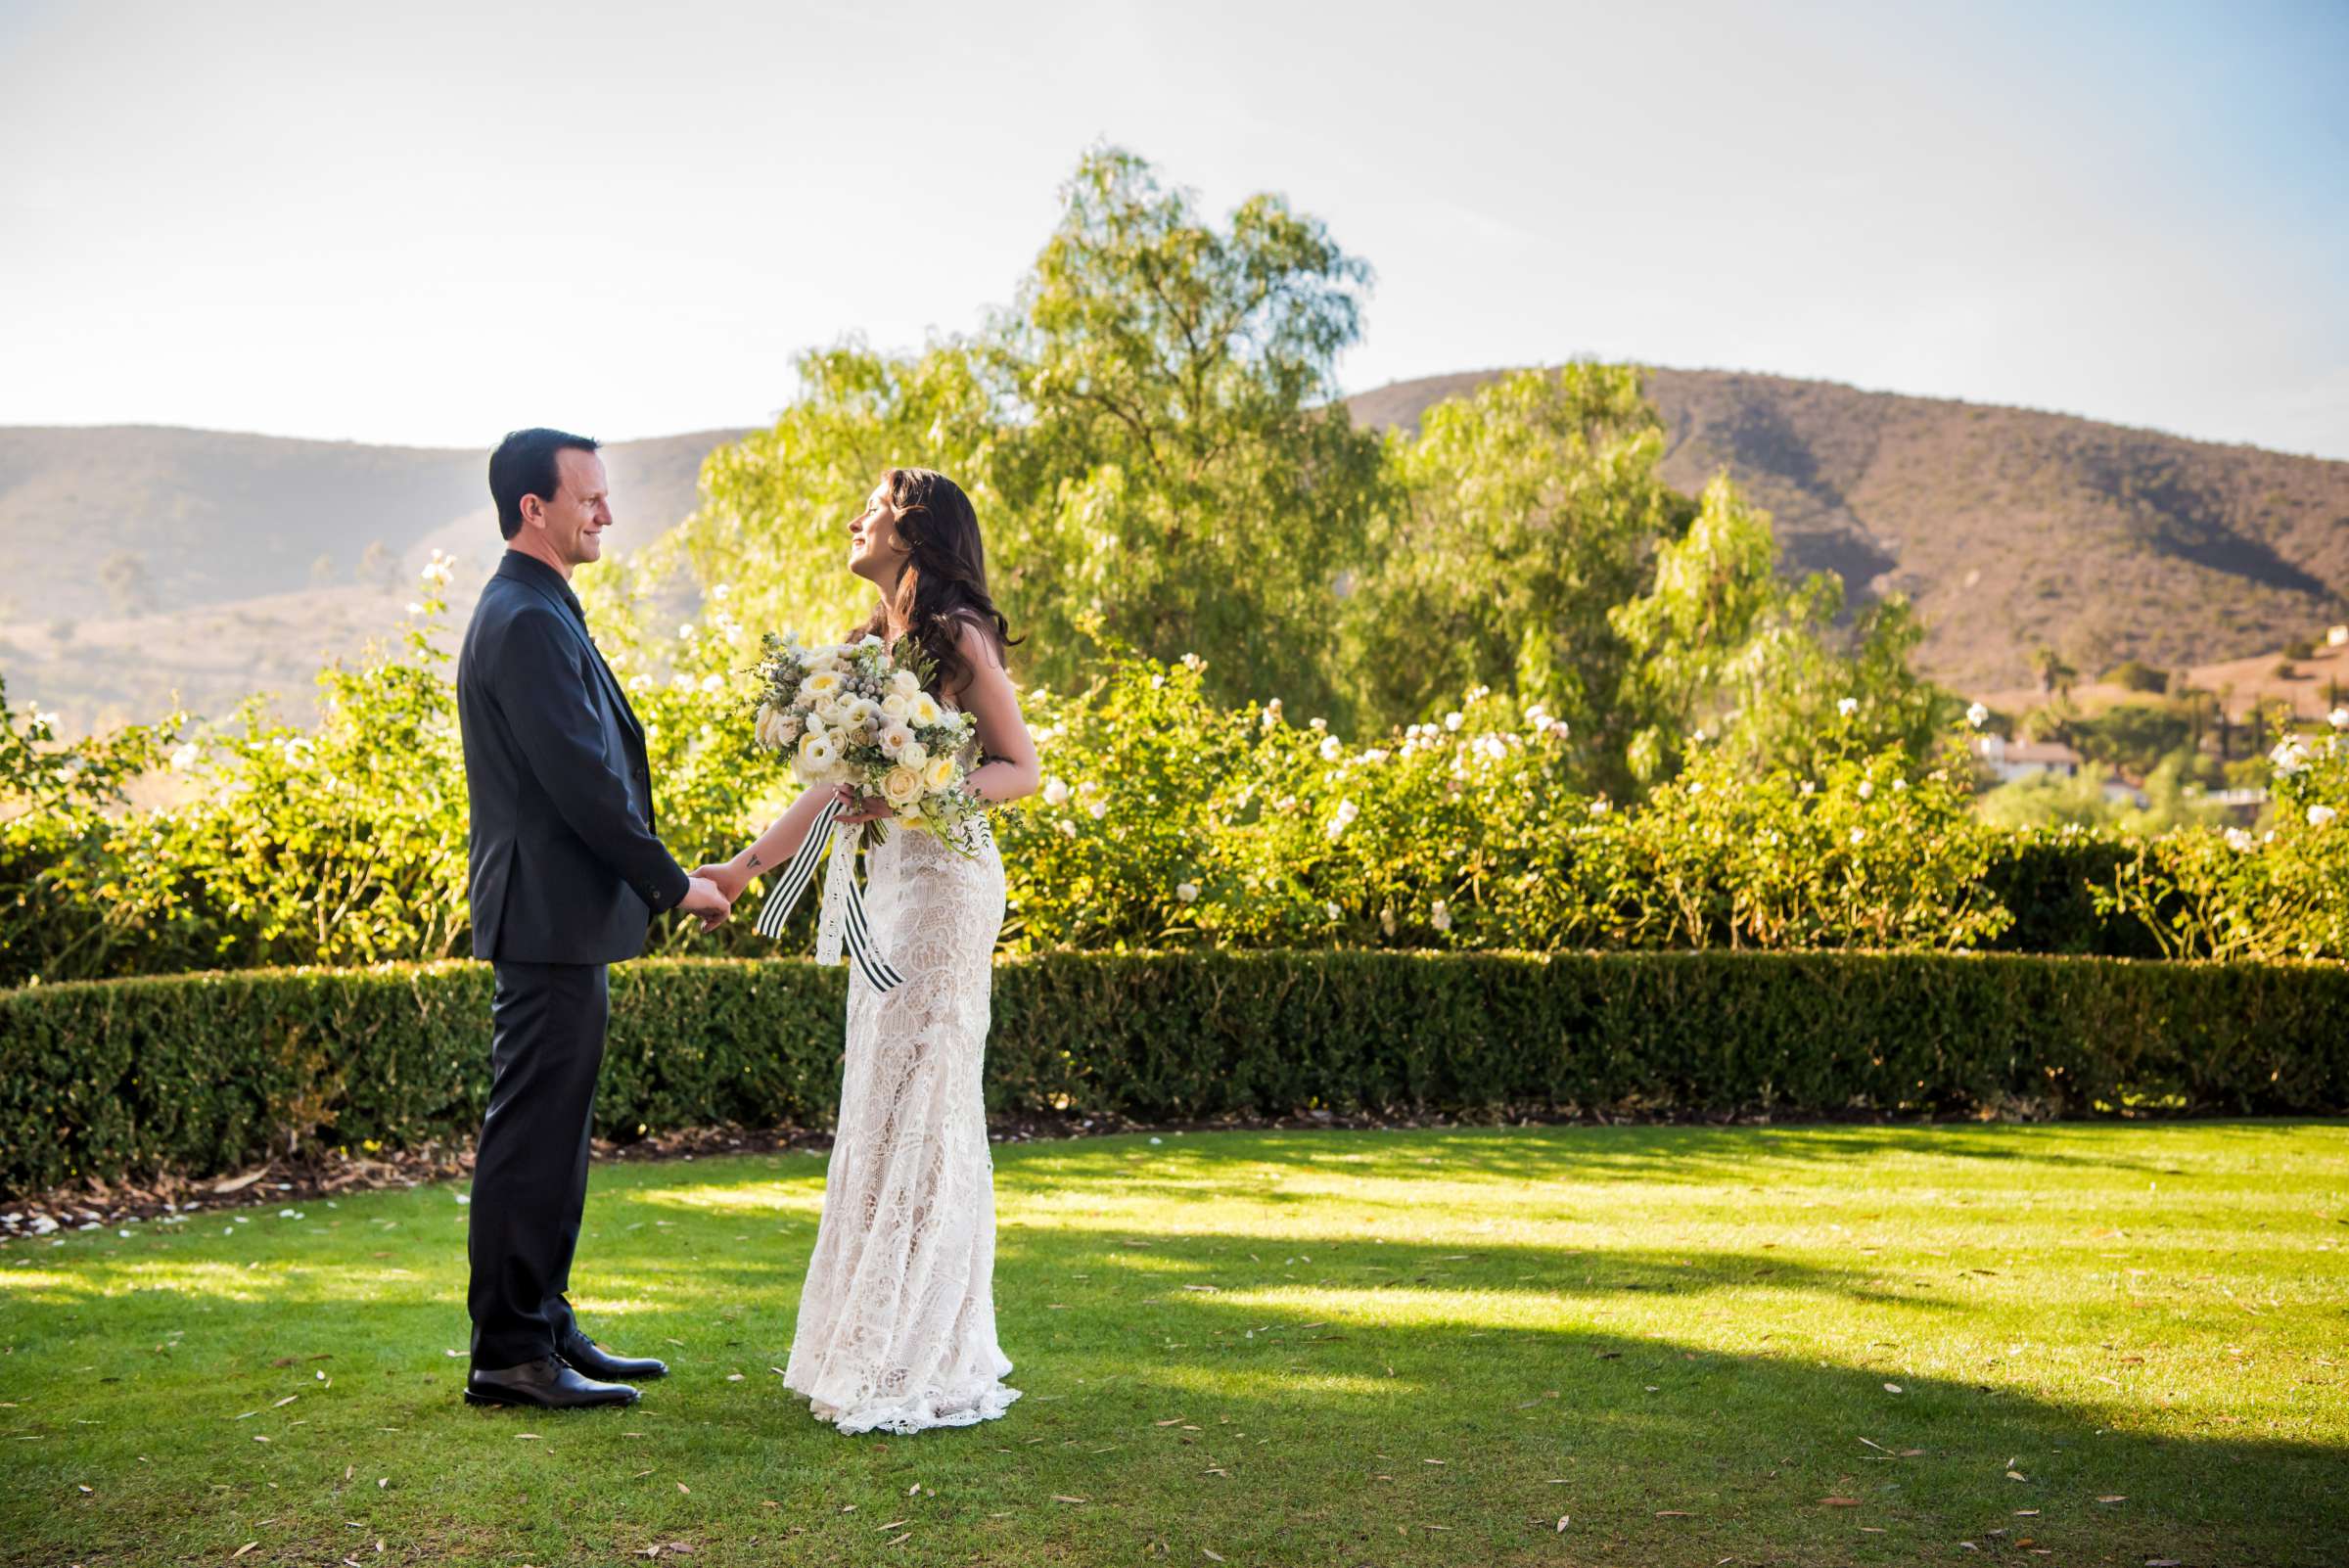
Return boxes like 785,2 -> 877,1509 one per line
1174,882 -> 1199,904
1042,776 -> 1072,807
2310,805 -> 2339,827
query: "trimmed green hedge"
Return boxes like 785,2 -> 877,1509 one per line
4,950 -> 2343,1195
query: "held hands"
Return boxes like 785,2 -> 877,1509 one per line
677,874 -> 734,933
833,782 -> 896,826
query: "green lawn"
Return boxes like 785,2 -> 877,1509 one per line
3,1123 -> 2345,1567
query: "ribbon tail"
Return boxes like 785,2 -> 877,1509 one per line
755,795 -> 842,940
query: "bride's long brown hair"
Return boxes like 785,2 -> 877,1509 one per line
853,467 -> 1021,702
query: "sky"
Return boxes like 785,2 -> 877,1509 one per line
2,0 -> 2344,457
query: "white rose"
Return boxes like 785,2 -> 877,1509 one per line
882,765 -> 923,807
1174,882 -> 1200,904
2311,805 -> 2339,827
881,692 -> 910,720
900,742 -> 929,772
893,669 -> 921,695
2271,739 -> 2311,775
755,706 -> 784,750
2331,708 -> 2349,731
1836,697 -> 1860,717
1444,711 -> 1463,732
878,722 -> 913,756
1318,736 -> 1342,761
1087,799 -> 1108,819
908,693 -> 943,726
1430,899 -> 1451,933
2225,826 -> 2256,853
806,670 -> 843,697
1043,777 -> 1072,807
922,756 -> 958,793
1056,818 -> 1078,838
1325,901 -> 1343,922
168,742 -> 202,772
1857,780 -> 1874,800
1850,827 -> 1866,846
1965,702 -> 1990,728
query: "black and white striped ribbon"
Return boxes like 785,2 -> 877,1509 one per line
752,794 -> 903,992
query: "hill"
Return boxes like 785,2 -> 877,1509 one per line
1350,368 -> 2349,694
9,369 -> 2349,733
0,426 -> 747,732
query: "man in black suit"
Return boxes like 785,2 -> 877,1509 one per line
456,428 -> 734,1410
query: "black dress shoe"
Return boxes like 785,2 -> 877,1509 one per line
464,1355 -> 638,1409
558,1326 -> 668,1382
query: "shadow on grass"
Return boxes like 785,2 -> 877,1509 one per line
1008,1122 -> 2312,1194
6,1216 -> 2341,1566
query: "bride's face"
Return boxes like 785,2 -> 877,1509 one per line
847,483 -> 910,583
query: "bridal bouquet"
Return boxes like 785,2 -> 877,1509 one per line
747,629 -> 983,845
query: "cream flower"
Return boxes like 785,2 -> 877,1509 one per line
1174,882 -> 1200,904
922,756 -> 958,792
1042,776 -> 1072,807
878,722 -> 914,756
882,765 -> 924,807
2311,805 -> 2339,827
880,692 -> 910,720
893,669 -> 922,695
1430,899 -> 1451,933
908,693 -> 943,726
1965,702 -> 1990,728
900,742 -> 929,772
1836,697 -> 1861,717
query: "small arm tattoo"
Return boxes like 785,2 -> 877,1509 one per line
746,853 -> 763,870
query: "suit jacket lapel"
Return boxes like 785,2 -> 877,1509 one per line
499,564 -> 646,745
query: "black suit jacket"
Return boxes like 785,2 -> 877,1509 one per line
457,552 -> 690,964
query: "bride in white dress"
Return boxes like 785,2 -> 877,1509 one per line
698,468 -> 1039,1435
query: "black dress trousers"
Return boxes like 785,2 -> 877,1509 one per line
466,959 -> 611,1369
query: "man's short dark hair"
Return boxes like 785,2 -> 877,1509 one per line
488,428 -> 600,540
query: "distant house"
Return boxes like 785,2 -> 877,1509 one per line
1974,734 -> 2085,782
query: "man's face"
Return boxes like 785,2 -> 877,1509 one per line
525,448 -> 613,568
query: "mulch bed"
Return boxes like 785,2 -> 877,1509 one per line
0,1099 -> 1966,1242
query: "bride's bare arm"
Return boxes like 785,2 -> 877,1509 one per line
695,785 -> 838,901
947,620 -> 1039,805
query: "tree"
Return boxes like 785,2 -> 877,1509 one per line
990,147 -> 1386,716
2031,644 -> 2077,699
674,146 -> 1388,723
99,549 -> 154,616
310,554 -> 338,587
1343,364 -> 1672,780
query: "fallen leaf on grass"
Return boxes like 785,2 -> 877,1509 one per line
874,1520 -> 909,1532
2006,1470 -> 2028,1481
231,1546 -> 257,1559
1656,1510 -> 1693,1517
2097,1495 -> 2127,1503
1052,1495 -> 1088,1504
1203,1550 -> 1225,1562
1821,1497 -> 1862,1506
1883,1383 -> 1904,1394
1555,1516 -> 1570,1532
676,1482 -> 690,1494
1153,1417 -> 1187,1427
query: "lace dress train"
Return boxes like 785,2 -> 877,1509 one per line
780,811 -> 1019,1435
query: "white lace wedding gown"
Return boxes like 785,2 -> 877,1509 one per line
780,730 -> 1020,1435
